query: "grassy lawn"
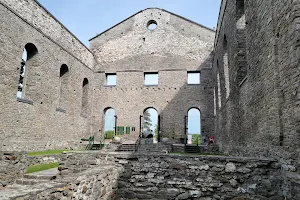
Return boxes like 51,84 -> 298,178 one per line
26,162 -> 59,174
169,152 -> 229,156
27,149 -> 69,156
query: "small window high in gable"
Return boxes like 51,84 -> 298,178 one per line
187,71 -> 200,84
106,73 -> 116,86
144,72 -> 158,86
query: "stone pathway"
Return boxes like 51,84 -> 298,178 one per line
0,179 -> 62,199
0,167 -> 60,199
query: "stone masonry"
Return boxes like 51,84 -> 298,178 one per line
0,0 -> 300,199
90,8 -> 215,141
0,0 -> 215,150
1,151 -> 300,200
213,0 -> 300,166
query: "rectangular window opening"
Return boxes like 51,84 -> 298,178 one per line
106,73 -> 116,86
144,72 -> 158,86
187,71 -> 200,84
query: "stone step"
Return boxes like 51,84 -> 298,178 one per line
116,148 -> 134,150
185,145 -> 199,153
91,143 -> 105,150
118,145 -> 135,148
138,145 -> 171,152
115,149 -> 136,152
14,178 -> 48,185
138,147 -> 170,150
115,145 -> 136,152
59,166 -> 89,173
22,174 -> 57,180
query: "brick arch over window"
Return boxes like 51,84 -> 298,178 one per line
81,78 -> 89,116
223,35 -> 230,99
59,64 -> 70,111
17,43 -> 38,98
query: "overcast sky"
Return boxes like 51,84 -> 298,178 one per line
38,0 -> 221,47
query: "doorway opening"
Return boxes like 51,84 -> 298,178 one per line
104,107 -> 116,139
187,108 -> 201,145
142,107 -> 158,143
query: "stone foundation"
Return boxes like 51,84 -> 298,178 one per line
117,154 -> 285,199
1,151 -> 300,200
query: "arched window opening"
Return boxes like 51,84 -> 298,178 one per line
60,64 -> 69,77
236,0 -> 245,29
236,0 -> 248,83
17,43 -> 38,98
59,64 -> 69,110
187,108 -> 201,145
142,108 -> 158,143
213,87 -> 216,116
217,72 -> 221,109
81,78 -> 89,116
223,36 -> 230,99
104,108 -> 116,138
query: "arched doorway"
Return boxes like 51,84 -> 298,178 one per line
104,107 -> 116,139
142,107 -> 158,143
187,108 -> 201,144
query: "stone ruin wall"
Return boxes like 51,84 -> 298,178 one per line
0,1 -> 217,150
1,151 -> 300,200
0,151 -> 123,200
213,0 -> 300,165
117,154 -> 298,200
0,0 -> 95,151
90,8 -> 216,141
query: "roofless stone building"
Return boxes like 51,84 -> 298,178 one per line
0,0 -> 300,199
0,1 -> 215,150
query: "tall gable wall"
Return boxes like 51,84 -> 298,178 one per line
90,8 -> 215,71
89,8 -> 215,140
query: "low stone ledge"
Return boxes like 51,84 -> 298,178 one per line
116,153 -> 285,199
135,153 -> 276,163
1,164 -> 122,200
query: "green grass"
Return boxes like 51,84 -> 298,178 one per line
169,152 -> 229,156
26,162 -> 60,174
27,149 -> 69,156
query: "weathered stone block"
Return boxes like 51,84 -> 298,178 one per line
176,192 -> 190,200
225,162 -> 237,173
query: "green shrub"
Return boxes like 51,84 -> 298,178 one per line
105,131 -> 115,139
